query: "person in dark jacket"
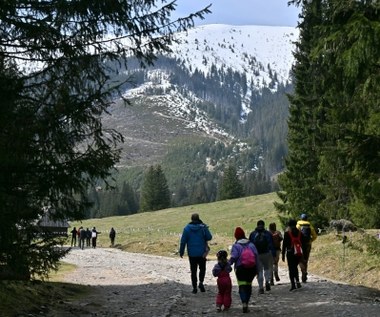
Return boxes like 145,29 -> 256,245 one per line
282,219 -> 305,291
79,227 -> 87,249
70,227 -> 77,247
86,228 -> 91,247
109,227 -> 116,246
249,220 -> 275,294
91,227 -> 100,248
179,213 -> 212,294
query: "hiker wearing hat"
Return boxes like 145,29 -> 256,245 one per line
179,213 -> 212,294
229,227 -> 258,313
296,213 -> 318,282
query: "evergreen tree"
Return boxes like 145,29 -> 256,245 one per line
276,0 -> 327,226
218,165 -> 244,200
120,182 -> 139,214
278,0 -> 380,228
140,165 -> 171,211
0,1 -> 210,279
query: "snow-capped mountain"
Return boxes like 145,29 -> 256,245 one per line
170,24 -> 298,87
105,24 -> 299,176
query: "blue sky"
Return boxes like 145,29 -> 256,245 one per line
173,0 -> 300,27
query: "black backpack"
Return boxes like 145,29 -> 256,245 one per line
300,224 -> 311,242
253,231 -> 269,254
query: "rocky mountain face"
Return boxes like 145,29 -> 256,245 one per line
102,24 -> 299,193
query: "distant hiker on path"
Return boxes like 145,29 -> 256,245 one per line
297,213 -> 318,283
229,227 -> 258,313
179,213 -> 212,294
212,250 -> 232,312
249,220 -> 275,294
109,227 -> 116,246
79,227 -> 87,249
86,228 -> 91,247
91,227 -> 100,248
70,227 -> 77,247
282,219 -> 304,291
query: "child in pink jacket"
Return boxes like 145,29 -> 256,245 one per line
212,250 -> 232,312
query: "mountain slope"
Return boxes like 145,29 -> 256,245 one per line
102,24 -> 299,201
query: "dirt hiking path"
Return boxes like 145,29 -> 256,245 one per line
51,248 -> 379,317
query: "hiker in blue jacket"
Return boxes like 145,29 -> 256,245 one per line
179,213 -> 212,294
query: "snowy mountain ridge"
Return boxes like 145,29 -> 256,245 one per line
108,24 -> 299,169
170,24 -> 298,88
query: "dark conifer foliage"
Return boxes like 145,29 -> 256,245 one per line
277,0 -> 380,228
218,165 -> 244,200
0,0 -> 210,279
140,165 -> 171,211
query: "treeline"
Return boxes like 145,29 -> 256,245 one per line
276,0 -> 380,229
84,138 -> 276,218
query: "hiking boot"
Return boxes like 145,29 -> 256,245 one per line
297,282 -> 302,289
242,303 -> 249,313
265,282 -> 271,291
216,305 -> 222,313
289,286 -> 296,291
302,272 -> 308,283
258,288 -> 264,294
198,283 -> 205,292
192,288 -> 197,294
275,272 -> 280,281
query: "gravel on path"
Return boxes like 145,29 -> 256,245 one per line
48,247 -> 380,317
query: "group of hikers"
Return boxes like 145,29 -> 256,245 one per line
70,226 -> 117,249
179,213 -> 317,313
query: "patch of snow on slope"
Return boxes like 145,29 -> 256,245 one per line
124,69 -> 232,141
170,24 -> 298,88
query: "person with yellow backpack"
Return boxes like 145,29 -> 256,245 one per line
296,214 -> 318,283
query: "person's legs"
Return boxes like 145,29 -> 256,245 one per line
198,257 -> 206,291
287,252 -> 298,290
262,252 -> 272,290
273,250 -> 280,281
300,244 -> 311,282
223,280 -> 232,309
256,255 -> 264,292
189,257 -> 198,293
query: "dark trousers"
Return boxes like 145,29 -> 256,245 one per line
235,266 -> 256,304
189,256 -> 206,288
286,251 -> 301,287
300,243 -> 312,274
